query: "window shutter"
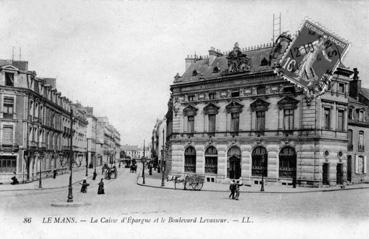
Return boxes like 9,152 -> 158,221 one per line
355,155 -> 359,174
364,156 -> 367,174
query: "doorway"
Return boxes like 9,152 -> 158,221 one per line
322,163 -> 329,185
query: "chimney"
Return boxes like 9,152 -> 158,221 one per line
208,47 -> 223,65
185,55 -> 196,71
349,68 -> 361,99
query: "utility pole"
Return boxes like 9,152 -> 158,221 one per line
67,110 -> 74,203
142,140 -> 145,184
161,128 -> 165,187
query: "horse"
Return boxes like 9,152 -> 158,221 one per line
167,175 -> 188,190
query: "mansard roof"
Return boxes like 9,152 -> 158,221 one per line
178,45 -> 274,83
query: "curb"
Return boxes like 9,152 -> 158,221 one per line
0,171 -> 97,192
136,175 -> 369,194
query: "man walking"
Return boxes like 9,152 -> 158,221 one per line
229,180 -> 236,199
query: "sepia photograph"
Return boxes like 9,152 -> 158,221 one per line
0,0 -> 368,238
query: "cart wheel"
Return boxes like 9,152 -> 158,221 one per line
193,182 -> 203,191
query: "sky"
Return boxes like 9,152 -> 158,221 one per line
0,0 -> 368,145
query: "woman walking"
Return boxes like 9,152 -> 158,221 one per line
80,178 -> 90,193
97,178 -> 105,195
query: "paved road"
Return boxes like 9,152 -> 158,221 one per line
1,167 -> 368,239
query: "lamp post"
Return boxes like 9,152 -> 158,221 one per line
142,140 -> 146,184
38,153 -> 42,188
86,139 -> 88,177
67,109 -> 74,203
161,128 -> 165,187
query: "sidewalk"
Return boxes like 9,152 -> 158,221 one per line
138,170 -> 369,193
0,167 -> 102,192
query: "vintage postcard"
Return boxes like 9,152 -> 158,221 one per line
0,0 -> 368,238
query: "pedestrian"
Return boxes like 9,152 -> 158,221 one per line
229,180 -> 236,199
234,180 -> 243,200
53,169 -> 57,179
97,178 -> 105,195
10,172 -> 19,185
80,178 -> 90,193
92,169 -> 97,180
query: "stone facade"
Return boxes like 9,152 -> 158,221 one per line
164,43 -> 362,187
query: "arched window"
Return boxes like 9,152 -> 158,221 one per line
205,146 -> 217,174
184,146 -> 196,173
227,146 -> 241,179
252,146 -> 268,176
279,147 -> 296,179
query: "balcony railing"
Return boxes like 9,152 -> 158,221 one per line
0,144 -> 19,152
358,145 -> 365,152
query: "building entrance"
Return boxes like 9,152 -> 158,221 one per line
347,156 -> 352,182
252,146 -> 268,177
227,146 -> 241,179
322,163 -> 329,185
336,163 -> 343,185
279,147 -> 296,179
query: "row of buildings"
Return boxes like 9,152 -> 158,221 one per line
152,38 -> 369,187
0,59 -> 121,184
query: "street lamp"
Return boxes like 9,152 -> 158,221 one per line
67,109 -> 74,203
86,139 -> 88,177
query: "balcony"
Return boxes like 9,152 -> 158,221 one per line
358,145 -> 365,152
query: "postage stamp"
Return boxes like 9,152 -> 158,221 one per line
276,20 -> 350,98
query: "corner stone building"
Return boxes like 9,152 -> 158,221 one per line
165,43 -> 367,187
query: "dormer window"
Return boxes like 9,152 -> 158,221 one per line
192,70 -> 198,76
260,57 -> 269,66
5,72 -> 14,86
213,67 -> 219,73
231,91 -> 240,98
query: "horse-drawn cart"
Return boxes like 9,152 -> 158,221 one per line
167,174 -> 205,191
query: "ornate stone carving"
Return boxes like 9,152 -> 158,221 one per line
183,104 -> 198,117
250,98 -> 270,112
225,101 -> 244,114
226,42 -> 251,73
203,103 -> 220,115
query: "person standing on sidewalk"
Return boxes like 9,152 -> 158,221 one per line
80,178 -> 90,193
234,180 -> 243,200
92,169 -> 97,180
97,178 -> 105,195
229,180 -> 236,199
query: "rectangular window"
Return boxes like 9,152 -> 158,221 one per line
348,108 -> 353,120
284,109 -> 294,130
0,156 -> 16,172
231,91 -> 240,97
5,72 -> 14,86
208,114 -> 216,133
205,157 -> 217,174
324,108 -> 331,130
348,129 -> 353,151
3,97 -> 14,119
188,95 -> 195,102
256,111 -> 265,131
338,83 -> 345,94
187,116 -> 194,133
2,125 -> 14,145
231,113 -> 239,132
337,110 -> 344,131
257,86 -> 266,95
359,131 -> 364,152
208,92 -> 215,100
